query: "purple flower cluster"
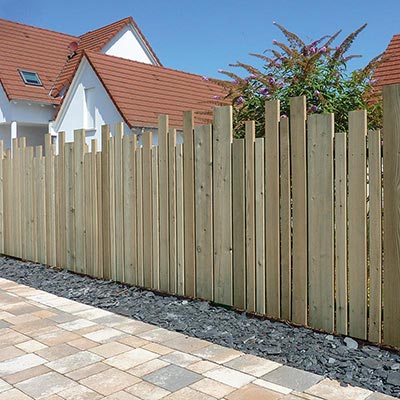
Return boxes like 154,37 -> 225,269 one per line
236,97 -> 244,104
309,105 -> 318,112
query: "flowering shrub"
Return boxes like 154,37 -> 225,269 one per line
212,23 -> 382,137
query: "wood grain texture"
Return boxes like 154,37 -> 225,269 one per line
176,143 -> 185,295
152,146 -> 160,290
348,110 -> 367,340
289,96 -> 308,325
382,84 -> 400,347
307,113 -> 334,332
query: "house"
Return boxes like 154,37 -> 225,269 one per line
0,17 -> 223,150
373,34 -> 400,89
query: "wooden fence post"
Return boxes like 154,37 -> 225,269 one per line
383,84 -> 400,347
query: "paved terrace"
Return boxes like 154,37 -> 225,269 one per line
0,278 -> 394,400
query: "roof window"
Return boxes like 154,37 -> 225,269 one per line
19,70 -> 42,86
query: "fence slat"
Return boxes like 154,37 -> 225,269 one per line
36,153 -> 46,265
91,140 -> 98,278
213,106 -> 233,305
183,111 -> 196,297
143,131 -> 153,288
136,147 -> 143,286
74,129 -> 86,274
280,118 -> 291,320
265,100 -> 281,318
232,139 -> 246,310
335,132 -> 347,335
152,146 -> 160,290
0,141 -> 3,254
58,132 -> 66,269
308,113 -> 334,332
84,152 -> 92,276
158,116 -> 169,292
114,123 -> 125,283
123,134 -> 137,285
255,138 -> 265,314
289,96 -> 308,325
368,130 -> 382,343
348,110 -> 367,339
101,125 -> 111,279
176,143 -> 185,295
109,138 -> 116,280
65,143 -> 75,270
96,152 -> 103,278
168,128 -> 177,293
194,124 -> 213,300
382,84 -> 400,347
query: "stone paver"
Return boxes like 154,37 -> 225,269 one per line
0,278 -> 397,400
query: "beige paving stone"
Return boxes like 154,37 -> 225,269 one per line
137,327 -> 183,343
58,318 -> 97,331
103,391 -> 141,400
35,328 -> 80,346
142,343 -> 174,355
74,308 -> 113,320
46,350 -> 103,374
105,348 -> 159,370
116,321 -> 156,336
68,337 -> 99,350
254,379 -> 292,394
187,360 -> 219,374
32,309 -> 58,319
4,313 -> 40,325
127,359 -> 170,378
36,343 -> 80,361
365,393 -> 399,400
163,387 -> 216,400
162,336 -> 210,353
66,362 -> 110,381
305,378 -> 372,400
0,388 -> 33,400
125,381 -> 170,400
285,393 -> 321,399
3,365 -> 52,385
83,327 -> 126,343
56,303 -> 93,314
193,344 -> 242,364
0,346 -> 26,362
80,368 -> 141,396
91,342 -> 133,358
225,355 -> 281,377
0,328 -> 30,348
0,353 -> 46,376
191,377 -> 236,398
13,319 -> 58,336
40,396 -> 64,400
92,314 -> 132,327
74,324 -> 105,336
0,378 -> 12,393
57,384 -> 103,400
118,336 -> 150,348
0,311 -> 13,320
16,371 -> 77,398
15,339 -> 48,352
225,383 -> 283,399
204,366 -> 255,389
160,350 -> 201,367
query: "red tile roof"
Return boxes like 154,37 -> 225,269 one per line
0,18 -> 76,104
373,34 -> 400,89
83,51 -> 226,128
0,17 -> 161,103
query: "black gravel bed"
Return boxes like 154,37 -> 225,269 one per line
0,256 -> 399,397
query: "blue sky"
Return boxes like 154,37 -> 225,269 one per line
1,0 -> 398,78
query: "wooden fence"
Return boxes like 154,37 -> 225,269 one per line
1,85 -> 400,348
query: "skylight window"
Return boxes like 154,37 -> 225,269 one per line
19,70 -> 42,86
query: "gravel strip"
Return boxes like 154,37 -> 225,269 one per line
0,256 -> 399,397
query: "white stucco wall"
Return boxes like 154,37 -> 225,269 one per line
0,124 -> 11,149
53,59 -> 129,149
18,124 -> 48,147
102,25 -> 157,65
0,85 -> 11,123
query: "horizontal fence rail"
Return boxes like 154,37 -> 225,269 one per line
1,85 -> 400,348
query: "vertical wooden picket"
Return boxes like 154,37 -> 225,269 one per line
36,149 -> 47,265
335,132 -> 347,335
143,132 -> 153,288
123,134 -> 137,285
45,135 -> 56,266
290,96 -> 308,325
368,130 -> 382,343
176,143 -> 185,295
245,122 -> 256,312
280,118 -> 291,320
183,111 -> 196,297
114,123 -> 125,282
58,132 -> 66,269
213,106 -> 233,305
91,140 -> 98,278
96,152 -> 103,278
158,116 -> 169,291
0,141 -> 4,254
136,147 -> 143,286
265,100 -> 281,318
232,139 -> 246,310
382,84 -> 400,347
65,143 -> 75,270
194,124 -> 213,300
25,147 -> 34,261
84,152 -> 92,276
109,138 -> 116,280
348,110 -> 367,339
152,146 -> 160,290
308,113 -> 334,332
